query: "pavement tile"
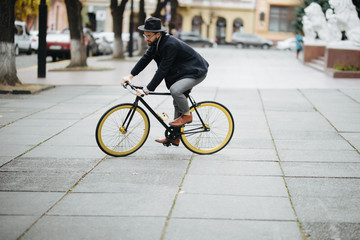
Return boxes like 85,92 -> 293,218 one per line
0,192 -> 63,215
0,216 -> 36,240
271,130 -> 341,140
181,175 -> 288,197
0,171 -> 85,191
282,162 -> 360,178
172,193 -> 295,221
48,192 -> 175,217
275,139 -> 354,151
291,196 -> 360,222
22,216 -> 165,240
189,160 -> 282,176
165,219 -> 302,240
193,148 -> 277,161
278,149 -> 360,162
22,145 -> 105,159
301,222 -> 360,240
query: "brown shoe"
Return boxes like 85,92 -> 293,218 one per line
155,137 -> 180,146
169,114 -> 192,127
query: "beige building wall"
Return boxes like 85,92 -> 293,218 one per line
178,6 -> 256,42
255,0 -> 302,41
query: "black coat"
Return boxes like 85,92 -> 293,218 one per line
131,34 -> 209,91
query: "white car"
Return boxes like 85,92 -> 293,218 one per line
276,37 -> 297,51
14,21 -> 32,55
30,30 -> 39,52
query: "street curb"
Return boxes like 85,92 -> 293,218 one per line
0,84 -> 56,95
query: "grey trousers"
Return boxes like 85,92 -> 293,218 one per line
169,75 -> 206,119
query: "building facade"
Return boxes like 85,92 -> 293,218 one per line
44,0 -> 301,42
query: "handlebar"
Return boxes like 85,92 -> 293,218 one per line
123,83 -> 171,96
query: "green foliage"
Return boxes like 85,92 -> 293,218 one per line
334,63 -> 360,71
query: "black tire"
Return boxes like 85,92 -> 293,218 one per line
96,104 -> 150,157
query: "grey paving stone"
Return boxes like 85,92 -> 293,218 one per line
275,139 -> 354,151
278,149 -> 360,162
0,192 -> 63,215
22,216 -> 165,240
0,144 -> 34,157
172,193 -> 295,221
292,196 -> 360,222
286,178 -> 360,198
301,222 -> 360,240
49,192 -> 175,217
165,218 -> 302,240
23,145 -> 105,159
271,130 -> 342,140
181,175 -> 288,197
0,171 -> 84,191
189,160 -> 282,176
193,148 -> 278,161
266,112 -> 334,131
0,216 -> 36,240
282,162 -> 360,178
226,139 -> 274,149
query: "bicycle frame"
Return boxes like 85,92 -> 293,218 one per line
122,91 -> 209,138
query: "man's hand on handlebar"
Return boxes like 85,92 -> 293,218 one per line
136,89 -> 146,97
121,74 -> 134,87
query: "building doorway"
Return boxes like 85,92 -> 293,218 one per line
216,17 -> 226,44
192,16 -> 202,34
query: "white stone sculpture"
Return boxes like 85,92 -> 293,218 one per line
329,0 -> 360,47
304,3 -> 330,42
325,9 -> 342,42
302,15 -> 317,42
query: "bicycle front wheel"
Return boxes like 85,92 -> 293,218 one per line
95,104 -> 150,157
181,101 -> 234,154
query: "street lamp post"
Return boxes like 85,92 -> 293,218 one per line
128,0 -> 134,57
38,0 -> 47,78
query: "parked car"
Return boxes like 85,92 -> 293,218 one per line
179,32 -> 216,48
46,28 -> 100,61
93,32 -> 140,53
14,21 -> 32,55
93,32 -> 113,55
231,32 -> 273,49
276,37 -> 296,51
30,30 -> 38,52
122,32 -> 140,52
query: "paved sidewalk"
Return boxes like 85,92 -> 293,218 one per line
1,48 -> 360,239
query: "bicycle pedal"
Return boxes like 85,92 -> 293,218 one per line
163,142 -> 171,147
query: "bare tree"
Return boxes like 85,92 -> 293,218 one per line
137,0 -> 147,55
111,0 -> 129,59
0,0 -> 21,86
64,0 -> 87,67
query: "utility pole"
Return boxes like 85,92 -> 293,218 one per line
38,0 -> 47,78
128,0 -> 134,57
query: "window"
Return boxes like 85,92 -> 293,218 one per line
269,6 -> 295,32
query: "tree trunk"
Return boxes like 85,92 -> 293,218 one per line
137,0 -> 147,56
64,0 -> 87,68
169,0 -> 178,35
0,0 -> 21,86
111,0 -> 128,59
152,0 -> 169,19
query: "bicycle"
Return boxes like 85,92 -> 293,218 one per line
95,83 -> 234,157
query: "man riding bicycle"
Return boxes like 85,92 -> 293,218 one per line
121,17 -> 209,147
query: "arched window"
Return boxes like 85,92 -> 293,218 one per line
233,18 -> 244,33
192,16 -> 202,34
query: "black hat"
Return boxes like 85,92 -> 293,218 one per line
138,17 -> 167,32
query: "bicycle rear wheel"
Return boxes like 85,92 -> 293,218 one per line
181,101 -> 234,154
96,104 -> 150,157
